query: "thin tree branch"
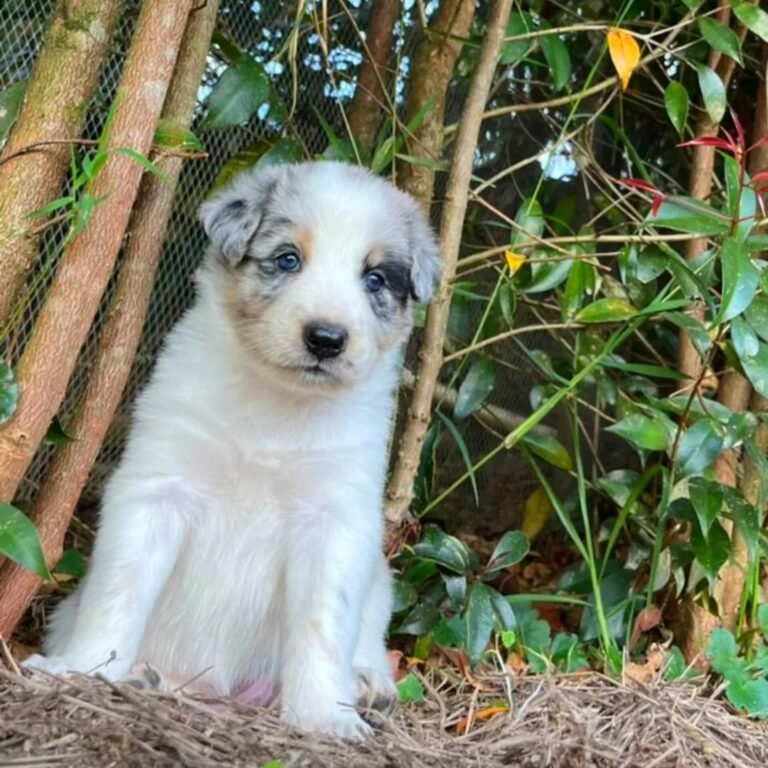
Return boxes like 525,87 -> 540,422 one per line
384,0 -> 514,527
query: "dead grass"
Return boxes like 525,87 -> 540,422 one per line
2,662 -> 767,768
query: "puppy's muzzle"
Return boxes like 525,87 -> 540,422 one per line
303,322 -> 348,360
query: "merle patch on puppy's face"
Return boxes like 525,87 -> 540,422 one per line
200,162 -> 440,393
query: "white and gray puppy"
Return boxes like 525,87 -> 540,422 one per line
24,161 -> 440,738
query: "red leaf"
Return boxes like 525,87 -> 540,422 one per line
751,171 -> 768,184
677,137 -> 734,152
730,107 -> 746,150
650,194 -> 666,217
616,177 -> 660,193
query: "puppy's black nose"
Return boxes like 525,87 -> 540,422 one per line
303,323 -> 348,359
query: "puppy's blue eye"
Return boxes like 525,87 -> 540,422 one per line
364,271 -> 385,293
275,251 -> 301,272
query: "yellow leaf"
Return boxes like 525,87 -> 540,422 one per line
456,705 -> 510,733
607,28 -> 641,91
505,249 -> 526,274
521,485 -> 552,540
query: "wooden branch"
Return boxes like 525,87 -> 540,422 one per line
677,20 -> 748,392
346,0 -> 400,148
385,0 -> 513,527
0,0 -> 221,639
679,39 -> 764,664
0,0 -> 196,505
0,0 -> 124,329
398,0 -> 476,209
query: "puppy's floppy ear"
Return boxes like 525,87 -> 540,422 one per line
404,200 -> 441,303
199,164 -> 288,265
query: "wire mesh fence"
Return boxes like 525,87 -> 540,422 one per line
2,0 -> 554,532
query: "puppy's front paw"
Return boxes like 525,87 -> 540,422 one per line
355,666 -> 397,716
281,703 -> 373,740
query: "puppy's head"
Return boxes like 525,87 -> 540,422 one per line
200,161 -> 440,393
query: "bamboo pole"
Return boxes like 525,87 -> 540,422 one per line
385,0 -> 512,526
346,0 -> 400,149
0,0 -> 196,504
0,0 -> 124,329
397,0 -> 476,209
0,0 -> 221,639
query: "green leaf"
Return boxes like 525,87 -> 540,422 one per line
678,419 -> 723,476
454,357 -> 495,419
115,148 -> 171,185
397,673 -> 425,704
688,477 -> 723,536
54,548 -> 87,578
649,196 -> 730,235
716,238 -> 759,324
726,676 -> 768,719
26,196 -> 76,219
664,646 -> 696,681
499,281 -> 516,327
725,488 -> 761,558
394,603 -> 440,635
561,259 -> 591,320
153,118 -> 203,152
490,589 -> 517,631
664,82 -> 689,138
732,315 -> 759,360
758,604 -> 768,637
501,10 -> 534,64
733,2 -> 768,43
202,56 -> 269,129
500,629 -> 517,649
662,312 -> 712,359
511,198 -> 544,245
391,578 -> 418,613
0,80 -> 26,145
575,298 -> 638,324
540,33 -> 570,91
696,64 -> 726,124
606,413 -> 673,452
698,18 -> 743,65
520,432 -> 573,470
724,154 -> 741,223
44,416 -> 75,446
208,138 -> 304,193
0,502 -> 50,580
731,321 -> 768,399
443,573 -> 467,609
0,361 -> 19,426
465,583 -> 495,664
550,632 -> 589,673
723,412 -> 757,449
510,602 -> 551,657
434,411 -> 479,507
745,297 -> 768,343
486,531 -> 529,574
706,627 -> 740,675
691,519 -> 731,585
412,525 -> 470,574
524,253 -> 574,294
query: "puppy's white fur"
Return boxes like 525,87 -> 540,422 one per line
25,162 -> 440,738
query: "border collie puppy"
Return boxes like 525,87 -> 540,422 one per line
24,161 -> 440,738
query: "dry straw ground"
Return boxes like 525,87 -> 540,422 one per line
1,660 -> 767,768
